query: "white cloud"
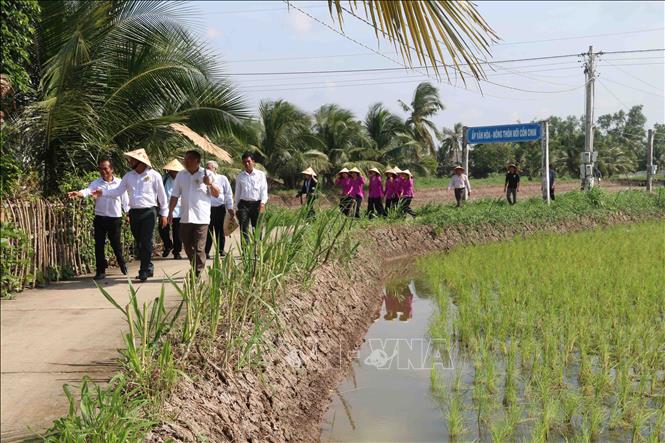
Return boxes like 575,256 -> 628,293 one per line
206,26 -> 223,39
287,12 -> 313,34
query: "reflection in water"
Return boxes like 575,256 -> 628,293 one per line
321,274 -> 448,443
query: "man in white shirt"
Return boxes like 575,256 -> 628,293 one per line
235,152 -> 268,246
159,159 -> 184,260
204,160 -> 234,259
67,158 -> 129,280
94,148 -> 169,282
168,150 -> 221,275
447,165 -> 472,207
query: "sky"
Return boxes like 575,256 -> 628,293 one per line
187,1 -> 664,131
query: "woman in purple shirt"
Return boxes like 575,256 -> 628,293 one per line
366,167 -> 386,218
348,167 -> 365,218
384,167 -> 399,212
335,167 -> 353,216
398,169 -> 416,217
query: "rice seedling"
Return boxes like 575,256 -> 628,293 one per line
420,221 -> 665,440
448,393 -> 466,440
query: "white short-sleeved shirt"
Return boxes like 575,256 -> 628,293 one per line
170,167 -> 213,224
80,177 -> 129,217
163,175 -> 181,219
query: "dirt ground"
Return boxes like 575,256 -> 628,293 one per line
270,180 -> 630,209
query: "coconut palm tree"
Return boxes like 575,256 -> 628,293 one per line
28,0 -> 248,191
440,123 -> 464,164
256,100 -> 328,186
364,103 -> 405,152
399,82 -> 444,157
314,104 -> 373,174
324,1 -> 497,81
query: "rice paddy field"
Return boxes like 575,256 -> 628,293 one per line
420,221 -> 665,442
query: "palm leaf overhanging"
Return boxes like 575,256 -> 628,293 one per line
324,0 -> 498,82
29,0 -> 248,190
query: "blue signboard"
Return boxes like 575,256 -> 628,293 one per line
466,123 -> 542,144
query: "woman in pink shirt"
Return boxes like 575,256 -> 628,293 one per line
398,169 -> 416,217
348,167 -> 365,218
384,167 -> 399,212
366,167 -> 385,218
335,168 -> 353,215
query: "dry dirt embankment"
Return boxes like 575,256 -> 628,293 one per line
150,212 -> 662,442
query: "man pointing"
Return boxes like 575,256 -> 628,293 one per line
94,149 -> 168,282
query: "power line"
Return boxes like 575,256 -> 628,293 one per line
601,60 -> 664,92
598,79 -> 632,110
601,76 -> 665,98
494,27 -> 665,46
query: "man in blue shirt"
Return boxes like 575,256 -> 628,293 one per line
160,159 -> 183,259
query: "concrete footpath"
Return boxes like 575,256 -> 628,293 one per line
1,232 -> 240,441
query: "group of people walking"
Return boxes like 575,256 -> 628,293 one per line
69,149 -> 267,281
332,166 -> 416,218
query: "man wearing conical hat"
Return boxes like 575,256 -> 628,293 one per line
296,167 -> 317,217
94,148 -> 169,282
448,165 -> 471,208
159,159 -> 184,260
67,158 -> 129,280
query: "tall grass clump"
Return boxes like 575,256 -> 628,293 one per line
419,221 -> 665,441
45,205 -> 357,440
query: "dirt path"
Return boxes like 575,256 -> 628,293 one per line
0,232 -> 242,442
270,180 -> 630,209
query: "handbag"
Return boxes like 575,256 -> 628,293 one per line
223,213 -> 239,237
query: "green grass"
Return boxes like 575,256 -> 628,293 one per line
413,173 -> 576,190
45,205 -> 357,441
416,188 -> 665,230
419,221 -> 665,441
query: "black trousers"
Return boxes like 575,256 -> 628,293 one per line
367,197 -> 385,218
339,196 -> 353,216
454,188 -> 466,207
385,197 -> 399,212
129,207 -> 156,274
93,215 -> 125,274
237,200 -> 260,245
205,206 -> 226,255
399,197 -> 416,217
353,196 -> 362,218
506,188 -> 517,205
159,217 -> 181,255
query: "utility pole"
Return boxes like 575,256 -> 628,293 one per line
646,129 -> 656,192
582,46 -> 597,191
462,126 -> 470,200
542,120 -> 551,205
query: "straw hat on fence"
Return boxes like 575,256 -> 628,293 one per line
124,148 -> 152,168
163,158 -> 184,172
368,167 -> 381,175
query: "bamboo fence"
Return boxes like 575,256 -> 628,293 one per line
0,198 -> 135,291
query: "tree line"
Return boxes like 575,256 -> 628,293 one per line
2,0 -> 662,198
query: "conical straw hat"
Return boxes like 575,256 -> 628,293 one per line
393,166 -> 402,174
453,165 -> 465,171
369,167 -> 381,175
338,167 -> 350,175
349,167 -> 362,174
399,169 -> 413,177
301,167 -> 317,177
385,167 -> 396,176
124,148 -> 152,168
163,158 -> 184,172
